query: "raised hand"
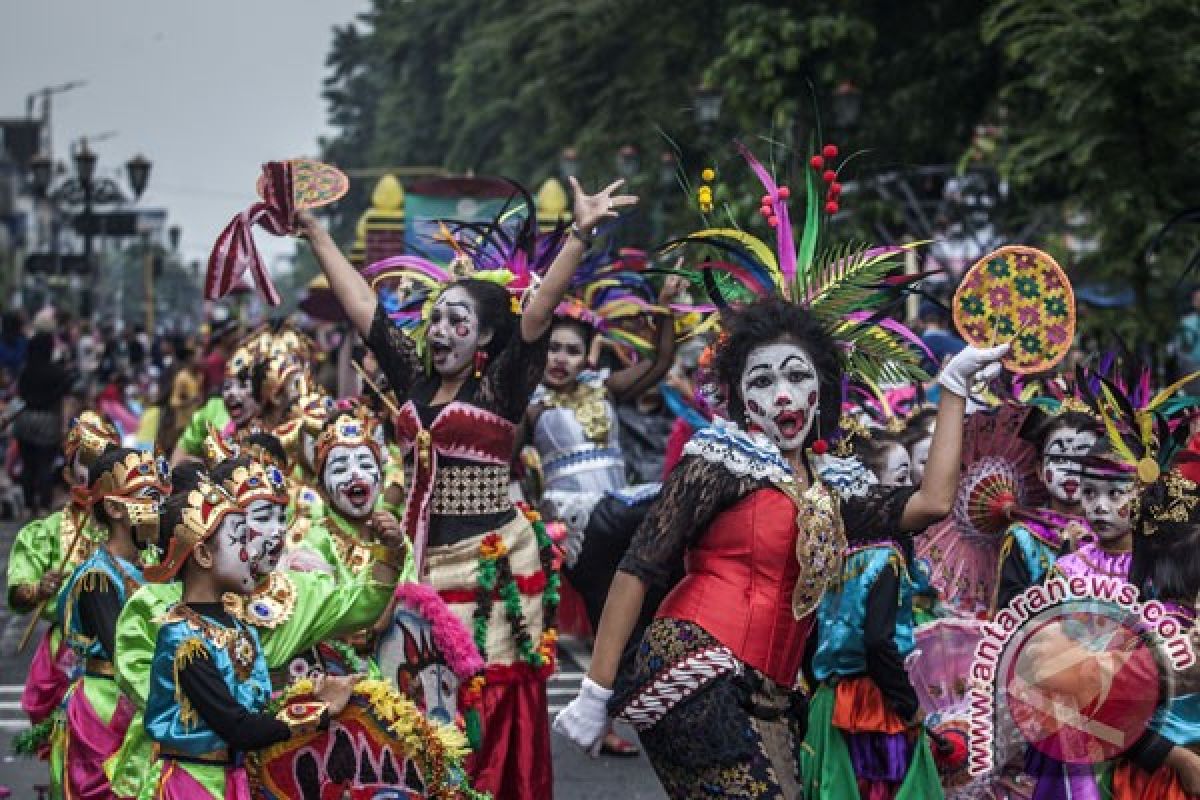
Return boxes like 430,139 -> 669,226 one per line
568,176 -> 638,233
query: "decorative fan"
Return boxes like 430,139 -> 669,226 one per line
257,157 -> 349,210
953,246 -> 1075,374
250,680 -> 481,800
916,404 -> 1048,614
906,618 -> 984,793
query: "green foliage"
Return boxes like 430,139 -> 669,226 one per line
982,0 -> 1200,342
318,0 -> 1200,347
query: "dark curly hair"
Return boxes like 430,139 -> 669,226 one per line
455,279 -> 518,364
713,297 -> 843,447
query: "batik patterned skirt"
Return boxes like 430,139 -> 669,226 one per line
612,617 -> 805,799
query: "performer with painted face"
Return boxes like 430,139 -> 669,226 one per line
171,342 -> 257,464
56,445 -> 169,800
1108,466 -> 1200,797
554,142 -> 1007,798
527,270 -> 685,756
299,173 -> 635,798
108,447 -> 409,800
6,411 -> 118,788
142,480 -> 360,800
992,407 -> 1099,612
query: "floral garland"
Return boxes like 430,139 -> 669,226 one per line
471,506 -> 560,677
268,677 -> 490,800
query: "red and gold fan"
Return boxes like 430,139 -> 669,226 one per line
916,404 -> 1048,614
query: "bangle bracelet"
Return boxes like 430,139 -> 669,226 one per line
569,222 -> 595,248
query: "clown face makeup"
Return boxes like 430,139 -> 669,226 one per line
222,374 -> 260,427
545,326 -> 588,389
879,443 -> 913,487
209,513 -> 256,594
1041,426 -> 1098,506
1080,475 -> 1136,544
245,498 -> 288,580
322,444 -> 382,519
909,436 -> 932,485
427,286 -> 481,378
739,342 -> 820,453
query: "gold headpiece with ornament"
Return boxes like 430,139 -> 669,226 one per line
269,326 -> 316,361
224,344 -> 260,380
1135,469 -> 1200,537
62,411 -> 120,471
262,355 -> 312,402
202,423 -> 240,469
274,392 -> 333,467
314,410 -> 383,474
85,449 -> 170,546
145,479 -> 243,582
220,460 -> 289,510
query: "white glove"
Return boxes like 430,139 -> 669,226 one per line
552,676 -> 612,754
937,343 -> 1011,398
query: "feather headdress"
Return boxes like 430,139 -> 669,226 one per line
663,141 -> 930,384
362,181 -> 565,357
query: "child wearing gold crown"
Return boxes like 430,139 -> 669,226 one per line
6,411 -> 118,792
56,444 -> 169,799
142,479 -> 360,799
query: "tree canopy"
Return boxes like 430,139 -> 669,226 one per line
318,0 -> 1200,346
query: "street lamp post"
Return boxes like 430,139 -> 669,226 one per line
30,139 -> 151,318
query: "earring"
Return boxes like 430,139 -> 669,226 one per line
810,406 -> 829,455
473,350 -> 488,379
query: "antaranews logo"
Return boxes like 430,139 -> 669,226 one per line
968,575 -> 1195,776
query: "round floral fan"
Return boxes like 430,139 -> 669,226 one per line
257,158 -> 349,210
953,245 -> 1075,374
916,404 -> 1048,614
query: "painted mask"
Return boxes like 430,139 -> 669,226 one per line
378,606 -> 460,726
322,444 -> 382,519
426,286 -> 480,378
245,498 -> 288,580
1042,426 -> 1098,505
1080,475 -> 1137,543
879,443 -> 913,487
739,342 -> 819,452
210,513 -> 256,594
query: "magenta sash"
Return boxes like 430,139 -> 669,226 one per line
157,761 -> 251,800
64,682 -> 134,800
22,628 -> 74,724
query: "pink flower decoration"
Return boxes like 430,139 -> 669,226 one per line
987,286 -> 1012,307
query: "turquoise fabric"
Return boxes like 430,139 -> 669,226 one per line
144,605 -> 271,757
1006,522 -> 1059,586
1151,692 -> 1200,747
812,544 -> 914,681
58,548 -> 144,661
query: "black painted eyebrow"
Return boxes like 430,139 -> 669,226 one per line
746,363 -> 772,375
780,354 -> 814,372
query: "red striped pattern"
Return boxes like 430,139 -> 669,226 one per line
206,161 -> 294,306
438,570 -> 548,605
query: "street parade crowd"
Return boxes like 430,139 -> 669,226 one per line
4,141 -> 1200,800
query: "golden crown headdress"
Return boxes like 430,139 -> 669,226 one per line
314,410 -> 383,473
83,449 -> 170,546
145,479 -> 243,582
262,355 -> 311,400
221,460 -> 289,510
224,344 -> 260,380
63,411 -> 120,468
1135,469 -> 1200,537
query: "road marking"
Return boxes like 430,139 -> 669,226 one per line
0,685 -> 22,695
0,720 -> 29,731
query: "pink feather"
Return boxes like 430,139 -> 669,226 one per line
391,582 -> 484,679
734,141 -> 796,287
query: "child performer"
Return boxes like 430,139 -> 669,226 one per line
142,480 -> 359,799
57,446 -> 169,799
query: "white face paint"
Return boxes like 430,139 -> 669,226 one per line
222,375 -> 260,426
1080,476 -> 1136,543
245,498 -> 288,580
427,286 -> 480,378
909,435 -> 932,485
879,444 -> 913,487
71,452 -> 89,487
1041,427 -> 1097,506
322,444 -> 382,519
301,431 -> 319,472
738,343 -> 820,453
210,513 -> 256,594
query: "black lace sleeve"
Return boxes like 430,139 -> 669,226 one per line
618,455 -> 758,588
366,304 -> 423,404
478,327 -> 551,423
840,486 -> 919,542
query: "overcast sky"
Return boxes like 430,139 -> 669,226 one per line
1,0 -> 369,270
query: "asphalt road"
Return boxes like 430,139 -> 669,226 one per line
0,519 -> 665,799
